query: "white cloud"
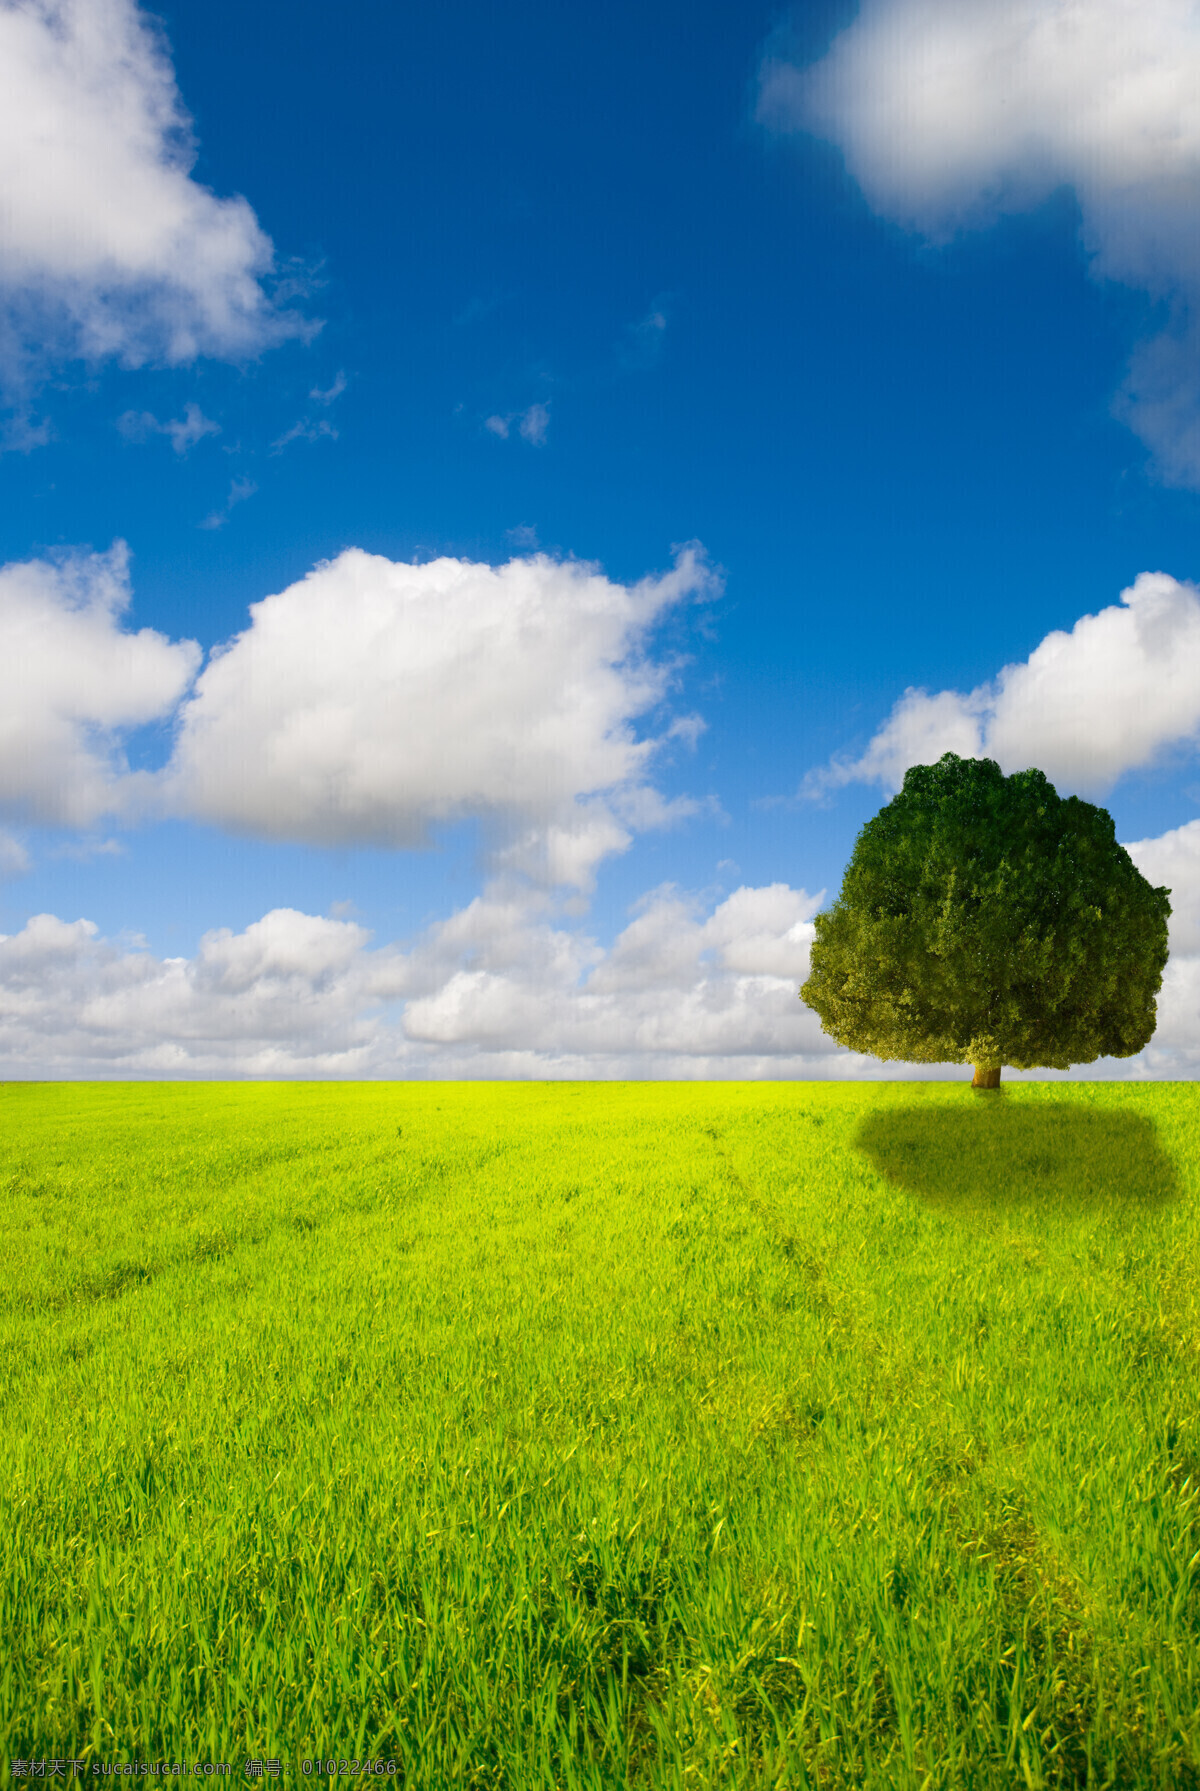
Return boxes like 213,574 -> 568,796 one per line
806,569 -> 1200,797
1125,817 -> 1200,955
0,543 -> 200,826
280,875 -> 825,1069
1113,817 -> 1200,1069
163,544 -> 718,887
485,403 -> 550,445
0,541 -> 715,887
5,871 -> 1194,1078
310,371 -> 347,405
0,830 -> 30,877
2,409 -> 54,453
270,416 -> 337,453
0,0 -> 311,379
1138,952 -> 1200,1072
117,402 -> 220,454
0,907 -> 398,1075
518,402 -> 550,445
198,475 -> 257,530
0,884 -> 833,1077
760,0 -> 1200,485
271,372 -> 346,452
809,686 -> 985,798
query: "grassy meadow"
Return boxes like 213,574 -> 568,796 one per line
2,1078 -> 1199,1789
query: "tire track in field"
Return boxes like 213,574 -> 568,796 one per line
697,1120 -> 834,1313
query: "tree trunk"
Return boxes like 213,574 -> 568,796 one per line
972,1064 -> 1001,1089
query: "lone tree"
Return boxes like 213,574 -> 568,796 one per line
800,753 -> 1171,1087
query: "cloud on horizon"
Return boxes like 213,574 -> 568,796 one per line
4,867 -> 1197,1079
760,0 -> 1200,487
0,883 -> 839,1077
1125,817 -> 1200,955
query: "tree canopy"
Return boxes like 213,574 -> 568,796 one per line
799,753 -> 1171,1083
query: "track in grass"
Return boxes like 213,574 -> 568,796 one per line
3,1079 -> 1199,1788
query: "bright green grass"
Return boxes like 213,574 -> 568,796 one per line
3,1080 -> 1199,1790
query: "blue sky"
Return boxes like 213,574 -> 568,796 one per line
3,0 -> 1200,1077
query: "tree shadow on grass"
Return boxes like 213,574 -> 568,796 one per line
852,1100 -> 1182,1214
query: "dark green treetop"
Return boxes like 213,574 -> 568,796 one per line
799,753 -> 1171,1077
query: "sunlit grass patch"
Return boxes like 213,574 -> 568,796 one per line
2,1078 -> 1199,1787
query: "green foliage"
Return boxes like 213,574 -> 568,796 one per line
800,752 -> 1173,1071
3,1079 -> 1200,1788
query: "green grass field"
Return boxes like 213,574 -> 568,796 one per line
3,1079 -> 1199,1789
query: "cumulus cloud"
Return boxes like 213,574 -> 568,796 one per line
0,543 -> 200,826
0,0 -> 311,380
0,908 -> 400,1076
760,0 -> 1200,485
805,569 -> 1200,798
117,402 -> 220,454
1108,817 -> 1200,1071
163,544 -> 718,886
1125,817 -> 1200,955
0,541 -> 715,886
400,882 -> 826,1060
5,870 -> 1195,1078
0,883 -> 836,1077
1139,953 -> 1200,1073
